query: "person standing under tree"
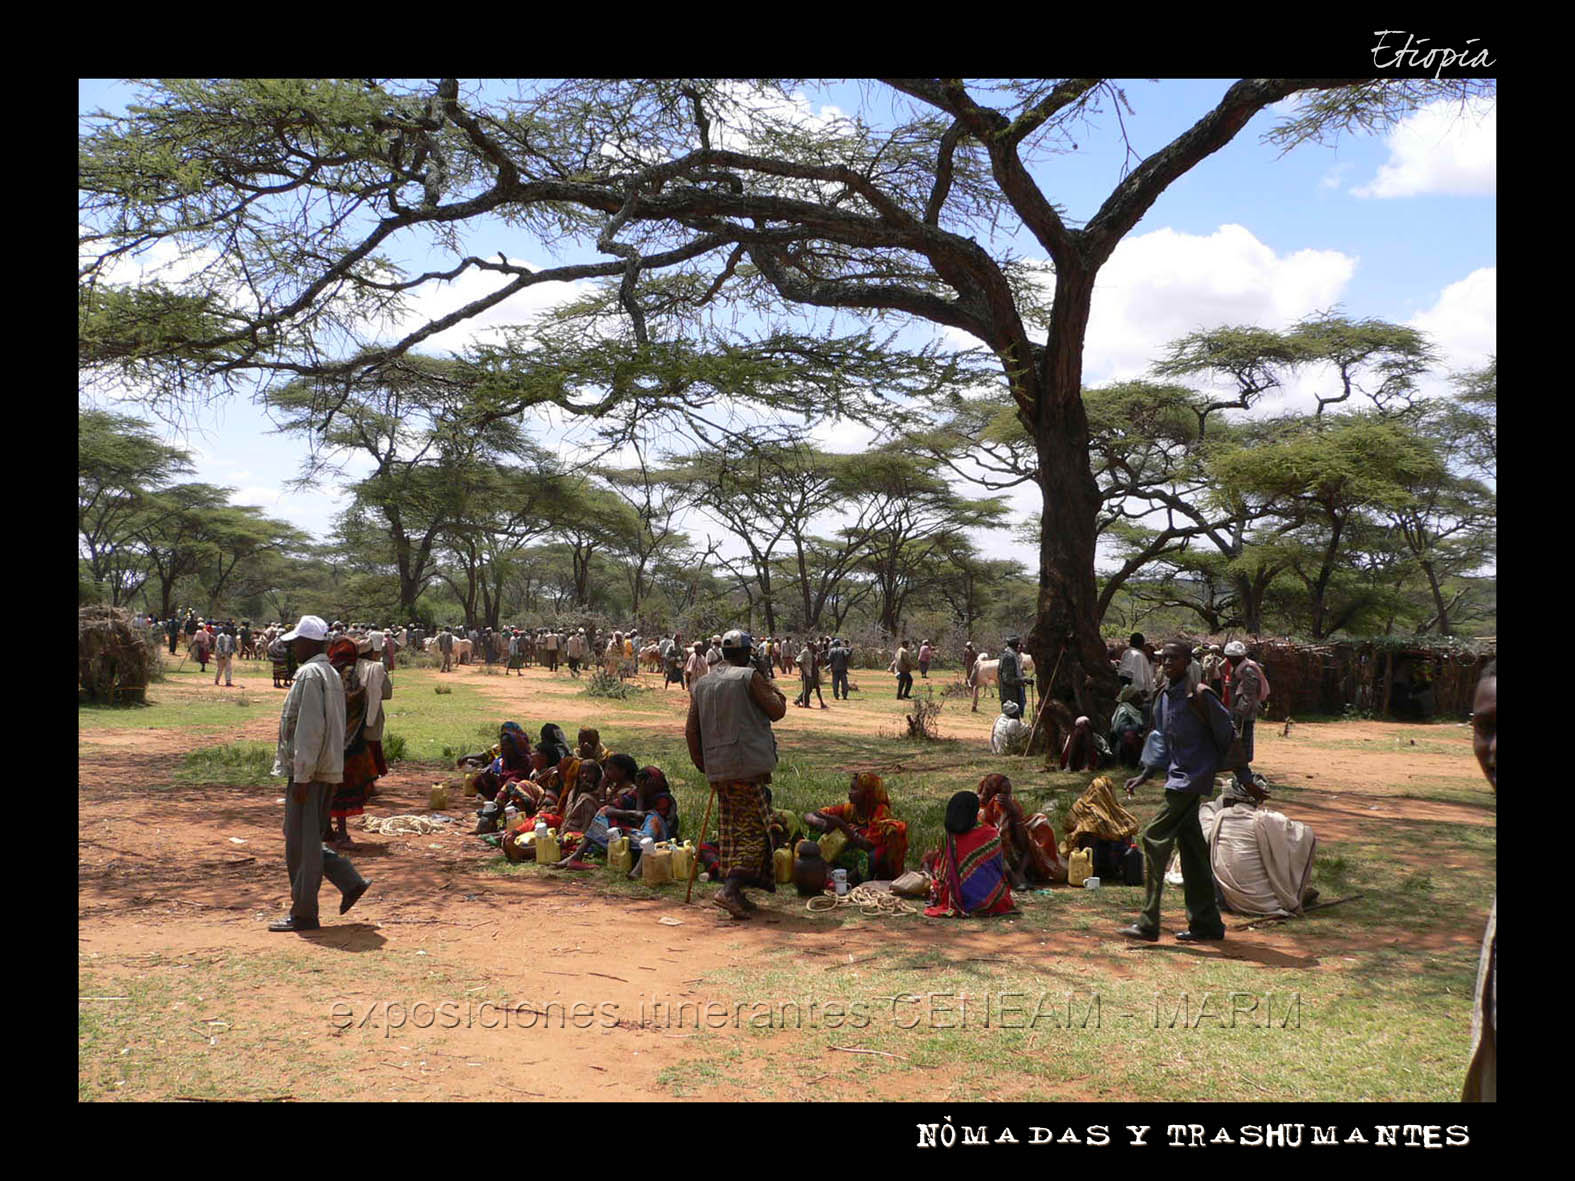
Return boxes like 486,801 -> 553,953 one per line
795,638 -> 827,709
268,615 -> 371,933
1222,640 -> 1269,800
892,639 -> 915,700
686,629 -> 787,920
1118,632 -> 1155,704
997,635 -> 1026,716
213,625 -> 236,686
437,624 -> 454,673
1462,660 -> 1495,1101
827,638 -> 851,701
1119,640 -> 1232,945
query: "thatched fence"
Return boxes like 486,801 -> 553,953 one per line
1106,635 -> 1494,723
79,605 -> 162,704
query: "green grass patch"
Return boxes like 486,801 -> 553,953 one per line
170,741 -> 277,786
79,690 -> 271,735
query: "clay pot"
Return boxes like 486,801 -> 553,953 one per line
793,839 -> 828,897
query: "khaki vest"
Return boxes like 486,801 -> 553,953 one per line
693,662 -> 777,782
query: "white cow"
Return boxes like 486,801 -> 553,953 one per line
969,652 -> 1036,712
453,638 -> 474,664
640,643 -> 664,672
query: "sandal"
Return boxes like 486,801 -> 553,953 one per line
712,893 -> 752,920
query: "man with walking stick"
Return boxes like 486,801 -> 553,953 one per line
684,629 -> 787,919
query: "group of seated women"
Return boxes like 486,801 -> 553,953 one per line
461,721 -> 1063,918
461,722 -> 679,878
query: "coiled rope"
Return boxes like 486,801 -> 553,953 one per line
805,883 -> 920,916
360,814 -> 451,835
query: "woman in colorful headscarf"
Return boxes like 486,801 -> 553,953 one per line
326,637 -> 391,848
977,773 -> 1064,886
473,722 -> 532,797
473,723 -> 539,832
925,790 -> 1014,918
804,772 -> 909,883
546,758 -> 607,861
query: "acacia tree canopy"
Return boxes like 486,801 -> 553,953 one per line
79,77 -> 1492,736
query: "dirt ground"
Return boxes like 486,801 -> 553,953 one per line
79,655 -> 1494,1100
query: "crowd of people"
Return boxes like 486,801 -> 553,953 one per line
257,607 -> 1492,1098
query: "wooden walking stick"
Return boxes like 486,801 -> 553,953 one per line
1020,643 -> 1067,758
685,781 -> 718,904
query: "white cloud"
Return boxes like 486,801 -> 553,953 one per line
1409,266 -> 1496,372
1082,224 -> 1356,384
1318,162 -> 1352,191
233,485 -> 283,507
1351,97 -> 1495,198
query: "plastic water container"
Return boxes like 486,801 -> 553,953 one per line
1068,847 -> 1093,887
536,829 -> 560,864
833,868 -> 849,896
535,821 -> 548,841
773,846 -> 794,884
504,804 -> 518,825
642,844 -> 674,885
608,833 -> 632,874
429,784 -> 449,810
669,842 -> 694,882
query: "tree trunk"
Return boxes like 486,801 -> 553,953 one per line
1308,512 -> 1345,640
1023,266 -> 1113,751
1419,557 -> 1452,636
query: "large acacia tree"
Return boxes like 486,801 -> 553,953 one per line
79,77 -> 1490,727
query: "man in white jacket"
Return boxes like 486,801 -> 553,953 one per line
269,614 -> 371,932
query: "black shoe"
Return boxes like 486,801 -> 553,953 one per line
269,915 -> 320,932
1118,923 -> 1159,942
1174,928 -> 1225,942
340,879 -> 371,915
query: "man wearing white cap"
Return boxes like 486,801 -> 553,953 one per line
268,614 -> 371,932
1223,640 -> 1268,799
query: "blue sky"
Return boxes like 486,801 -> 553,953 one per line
79,79 -> 1495,574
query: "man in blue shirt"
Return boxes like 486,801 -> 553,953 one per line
1119,640 -> 1235,943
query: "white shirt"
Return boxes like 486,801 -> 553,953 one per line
1118,647 -> 1154,694
990,714 -> 1030,755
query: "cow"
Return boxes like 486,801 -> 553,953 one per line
968,652 -> 1036,713
453,637 -> 474,664
640,643 -> 664,672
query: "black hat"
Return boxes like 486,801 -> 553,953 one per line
944,790 -> 980,835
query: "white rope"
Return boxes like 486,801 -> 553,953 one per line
360,814 -> 451,835
805,883 -> 919,917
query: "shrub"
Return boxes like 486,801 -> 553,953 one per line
434,685 -> 453,695
382,733 -> 408,762
903,689 -> 943,741
583,669 -> 642,699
